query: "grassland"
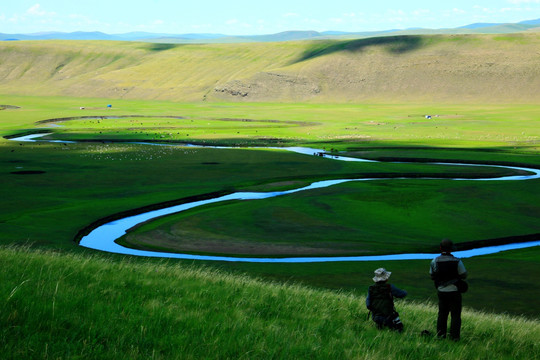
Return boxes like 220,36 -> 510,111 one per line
1,33 -> 540,357
2,246 -> 539,360
121,179 -> 539,256
1,94 -> 539,320
2,94 -> 539,151
1,33 -> 540,103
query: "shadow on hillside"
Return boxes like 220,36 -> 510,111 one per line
142,43 -> 182,52
294,36 -> 426,63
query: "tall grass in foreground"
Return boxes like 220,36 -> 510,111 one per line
1,246 -> 538,359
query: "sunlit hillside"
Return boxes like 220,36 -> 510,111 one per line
1,33 -> 539,103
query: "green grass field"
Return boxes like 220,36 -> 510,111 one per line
2,94 -> 539,150
2,245 -> 539,360
121,179 -> 539,256
1,94 -> 538,321
1,33 -> 540,358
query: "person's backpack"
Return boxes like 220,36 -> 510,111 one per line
433,256 -> 468,293
368,283 -> 395,317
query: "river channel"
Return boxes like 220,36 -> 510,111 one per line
11,133 -> 540,262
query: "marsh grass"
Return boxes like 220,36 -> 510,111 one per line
1,246 -> 538,359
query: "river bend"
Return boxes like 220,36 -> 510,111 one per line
11,133 -> 540,262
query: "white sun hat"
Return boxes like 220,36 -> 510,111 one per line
373,268 -> 392,282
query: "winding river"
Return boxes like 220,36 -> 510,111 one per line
11,133 -> 540,262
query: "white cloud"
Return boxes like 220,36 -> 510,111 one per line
412,9 -> 431,16
8,14 -> 23,24
388,9 -> 406,16
68,13 -> 91,21
283,12 -> 299,18
223,18 -> 252,30
66,13 -> 102,28
303,18 -> 322,25
27,4 -> 44,16
508,0 -> 540,3
190,24 -> 210,30
473,5 -> 496,13
330,17 -> 344,24
27,4 -> 55,17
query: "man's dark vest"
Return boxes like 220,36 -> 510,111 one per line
368,283 -> 394,317
433,255 -> 460,287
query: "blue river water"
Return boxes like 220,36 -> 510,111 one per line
11,133 -> 540,262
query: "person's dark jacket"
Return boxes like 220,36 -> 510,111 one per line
430,253 -> 467,292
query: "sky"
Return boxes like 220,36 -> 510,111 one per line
1,0 -> 540,35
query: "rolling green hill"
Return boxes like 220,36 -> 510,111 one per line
2,245 -> 539,359
1,33 -> 539,103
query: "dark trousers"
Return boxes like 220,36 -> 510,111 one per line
437,291 -> 462,340
372,313 -> 403,332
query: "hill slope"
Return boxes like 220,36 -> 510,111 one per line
1,33 -> 540,103
2,246 -> 539,359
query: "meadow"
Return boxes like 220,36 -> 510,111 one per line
2,245 -> 539,360
1,94 -> 539,320
1,33 -> 540,357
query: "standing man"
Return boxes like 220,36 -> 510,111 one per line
430,239 -> 468,341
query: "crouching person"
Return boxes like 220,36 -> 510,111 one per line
366,268 -> 407,332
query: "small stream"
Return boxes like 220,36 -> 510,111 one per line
10,132 -> 540,262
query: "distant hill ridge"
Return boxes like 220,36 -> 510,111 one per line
0,33 -> 539,103
1,18 -> 540,43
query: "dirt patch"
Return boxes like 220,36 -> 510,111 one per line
214,72 -> 321,101
122,230 -> 368,256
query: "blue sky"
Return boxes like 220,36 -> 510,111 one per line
1,0 -> 540,34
